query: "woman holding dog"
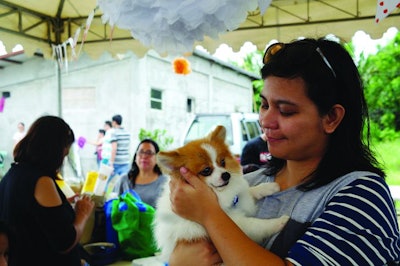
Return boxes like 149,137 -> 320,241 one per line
169,38 -> 400,265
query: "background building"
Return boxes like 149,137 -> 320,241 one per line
0,49 -> 258,176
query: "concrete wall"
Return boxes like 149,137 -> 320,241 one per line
0,49 -> 257,178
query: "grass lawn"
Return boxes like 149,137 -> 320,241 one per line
372,138 -> 400,186
372,138 -> 400,211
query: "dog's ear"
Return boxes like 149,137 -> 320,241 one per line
207,125 -> 226,142
156,151 -> 181,173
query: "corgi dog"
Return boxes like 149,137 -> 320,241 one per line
154,125 -> 289,263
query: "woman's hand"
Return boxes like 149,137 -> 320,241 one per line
169,239 -> 222,266
63,195 -> 95,253
74,195 -> 95,223
169,168 -> 288,266
169,167 -> 220,224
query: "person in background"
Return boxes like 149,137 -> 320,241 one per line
0,115 -> 95,266
87,129 -> 106,166
0,221 -> 10,266
168,38 -> 400,265
240,130 -> 270,174
12,122 -> 26,148
99,120 -> 113,165
109,115 -> 131,176
113,139 -> 167,208
95,129 -> 106,166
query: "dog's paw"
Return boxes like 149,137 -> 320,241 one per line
276,215 -> 290,230
261,215 -> 290,238
250,182 -> 280,199
249,215 -> 291,243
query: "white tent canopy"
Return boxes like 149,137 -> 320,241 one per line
0,0 -> 399,58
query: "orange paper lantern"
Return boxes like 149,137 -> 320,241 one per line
173,57 -> 191,75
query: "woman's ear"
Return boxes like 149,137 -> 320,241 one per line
323,104 -> 345,134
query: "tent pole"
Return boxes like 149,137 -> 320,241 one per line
57,62 -> 62,117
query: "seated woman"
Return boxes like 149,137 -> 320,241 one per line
0,116 -> 94,266
113,139 -> 167,208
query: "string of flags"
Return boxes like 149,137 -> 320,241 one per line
52,7 -> 100,72
375,0 -> 400,23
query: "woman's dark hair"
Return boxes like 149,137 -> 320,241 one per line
13,116 -> 75,177
261,38 -> 385,190
128,138 -> 162,187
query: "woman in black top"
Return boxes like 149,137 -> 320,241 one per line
0,116 -> 94,266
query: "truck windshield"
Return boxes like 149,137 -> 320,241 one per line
183,115 -> 233,145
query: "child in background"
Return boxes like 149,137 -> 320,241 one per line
88,129 -> 106,166
94,129 -> 106,166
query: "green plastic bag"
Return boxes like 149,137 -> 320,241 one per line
111,190 -> 158,260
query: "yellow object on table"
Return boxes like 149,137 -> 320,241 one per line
82,171 -> 99,194
109,260 -> 132,266
55,177 -> 76,200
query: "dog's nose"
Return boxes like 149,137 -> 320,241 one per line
221,172 -> 230,181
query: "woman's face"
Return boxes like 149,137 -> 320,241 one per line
259,76 -> 330,162
135,142 -> 157,172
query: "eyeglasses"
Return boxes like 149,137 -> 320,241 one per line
263,42 -> 337,78
137,150 -> 156,157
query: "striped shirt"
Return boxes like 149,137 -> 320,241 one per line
110,127 -> 131,165
245,170 -> 400,265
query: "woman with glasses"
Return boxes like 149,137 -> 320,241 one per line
168,38 -> 400,265
113,139 -> 167,208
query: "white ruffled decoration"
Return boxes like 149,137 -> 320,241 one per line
97,0 -> 271,55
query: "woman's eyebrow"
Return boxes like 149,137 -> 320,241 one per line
260,94 -> 296,106
276,99 -> 296,106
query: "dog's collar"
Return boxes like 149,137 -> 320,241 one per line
232,195 -> 239,207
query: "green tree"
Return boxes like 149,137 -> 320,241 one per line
230,50 -> 263,112
358,32 -> 400,141
138,128 -> 174,151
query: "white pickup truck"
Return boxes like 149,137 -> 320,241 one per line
181,112 -> 262,160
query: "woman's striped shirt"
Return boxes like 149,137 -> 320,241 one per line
246,170 -> 400,265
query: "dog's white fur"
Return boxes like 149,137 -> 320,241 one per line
154,126 -> 289,262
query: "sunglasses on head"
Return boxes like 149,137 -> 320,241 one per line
263,42 -> 337,78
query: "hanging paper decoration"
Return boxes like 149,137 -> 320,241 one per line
0,97 -> 5,112
51,8 -> 97,72
173,57 -> 191,75
78,8 -> 97,57
97,0 -> 272,55
375,0 -> 400,23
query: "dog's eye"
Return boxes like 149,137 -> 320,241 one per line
220,159 -> 225,167
199,167 -> 213,176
